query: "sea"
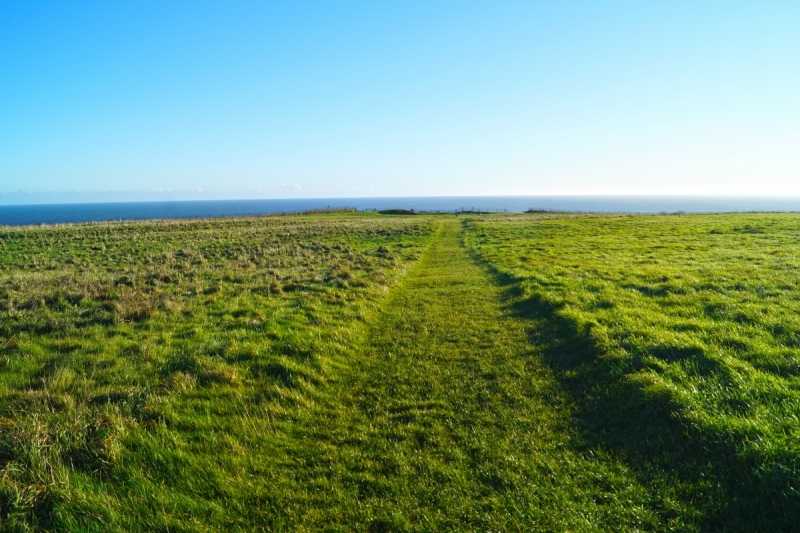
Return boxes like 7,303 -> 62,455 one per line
2,196 -> 800,226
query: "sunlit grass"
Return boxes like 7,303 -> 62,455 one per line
255,220 -> 667,532
464,212 -> 800,528
4,210 -> 800,530
0,213 -> 434,531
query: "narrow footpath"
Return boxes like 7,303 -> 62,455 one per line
268,220 -> 662,532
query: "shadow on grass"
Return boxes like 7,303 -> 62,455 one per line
491,270 -> 800,531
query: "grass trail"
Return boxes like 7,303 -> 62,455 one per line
262,220 -> 672,531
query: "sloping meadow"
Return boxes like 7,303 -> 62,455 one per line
0,213 -> 434,531
464,213 -> 800,528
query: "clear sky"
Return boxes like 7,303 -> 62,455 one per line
1,1 -> 798,203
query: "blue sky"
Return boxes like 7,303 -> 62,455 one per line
1,1 -> 798,203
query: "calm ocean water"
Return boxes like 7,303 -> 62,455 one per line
2,196 -> 800,226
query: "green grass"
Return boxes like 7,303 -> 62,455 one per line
463,212 -> 800,530
0,213 -> 434,531
255,220 -> 667,531
1,210 -> 799,530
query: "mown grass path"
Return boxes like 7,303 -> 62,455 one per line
261,220 -> 669,532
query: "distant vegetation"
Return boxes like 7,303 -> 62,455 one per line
378,208 -> 417,215
0,211 -> 798,531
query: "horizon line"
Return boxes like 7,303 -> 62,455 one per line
6,192 -> 800,208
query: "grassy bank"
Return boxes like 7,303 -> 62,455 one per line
2,211 -> 800,530
0,213 -> 434,530
257,219 -> 672,531
463,212 -> 800,529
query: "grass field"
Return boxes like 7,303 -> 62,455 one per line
0,213 -> 434,531
0,211 -> 799,531
464,212 -> 800,530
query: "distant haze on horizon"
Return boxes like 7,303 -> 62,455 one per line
2,1 -> 798,204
